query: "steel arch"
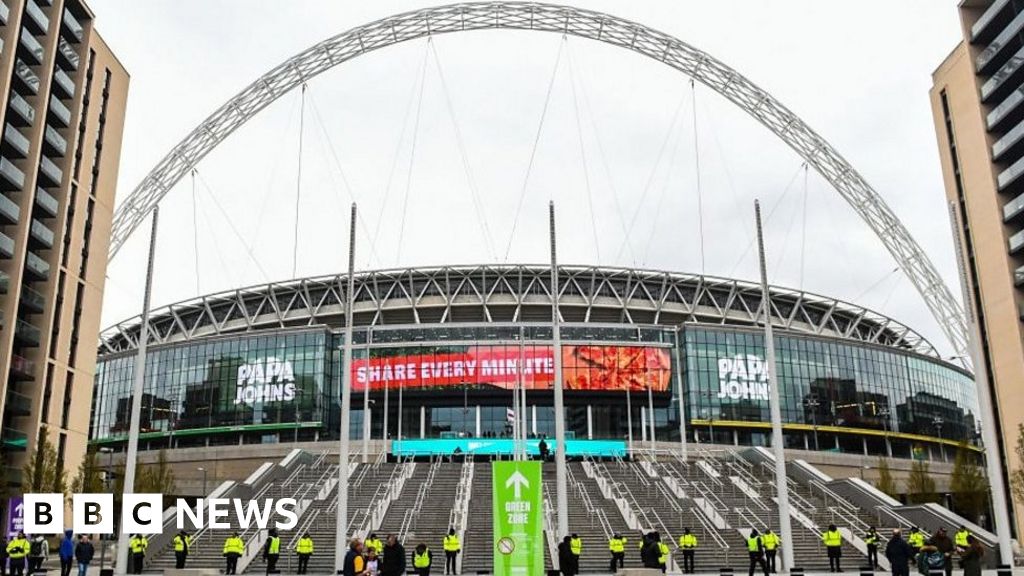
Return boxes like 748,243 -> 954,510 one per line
108,1 -> 970,360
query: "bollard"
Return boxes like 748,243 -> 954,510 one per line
861,570 -> 874,576
790,567 -> 805,576
720,567 -> 734,576
997,565 -> 1012,576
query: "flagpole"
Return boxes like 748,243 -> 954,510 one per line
334,203 -> 357,574
755,200 -> 794,571
115,207 -> 159,576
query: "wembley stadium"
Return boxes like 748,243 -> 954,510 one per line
90,264 -> 978,460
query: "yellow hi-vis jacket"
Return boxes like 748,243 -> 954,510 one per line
679,534 -> 698,549
443,535 -> 460,552
365,538 -> 383,555
296,537 -> 313,555
130,536 -> 148,553
955,530 -> 970,547
762,533 -> 780,551
266,536 -> 280,555
822,530 -> 842,547
865,531 -> 879,546
570,537 -> 582,556
7,538 -> 28,559
747,537 -> 762,553
173,535 -> 191,553
908,532 -> 924,548
658,542 -> 670,565
223,537 -> 244,555
608,537 -> 626,553
414,549 -> 431,568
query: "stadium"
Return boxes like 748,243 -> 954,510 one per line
90,265 -> 993,573
84,2 -> 1011,573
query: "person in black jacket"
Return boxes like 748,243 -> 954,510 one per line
74,536 -> 94,576
558,536 -> 577,576
885,529 -> 914,576
380,535 -> 406,576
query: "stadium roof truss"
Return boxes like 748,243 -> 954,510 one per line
99,265 -> 938,359
105,2 -> 969,362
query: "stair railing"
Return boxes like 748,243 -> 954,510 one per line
690,501 -> 731,564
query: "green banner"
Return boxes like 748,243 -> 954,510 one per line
492,461 -> 544,576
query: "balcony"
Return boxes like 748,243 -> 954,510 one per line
42,125 -> 65,157
33,187 -> 57,218
23,0 -> 48,35
0,193 -> 19,225
978,11 -> 1024,74
0,231 -> 13,259
18,29 -> 44,65
8,354 -> 34,381
2,124 -> 30,158
981,45 -> 1024,104
1011,229 -> 1024,254
14,319 -> 40,346
47,95 -> 70,127
52,69 -> 74,100
24,251 -> 48,280
19,284 -> 45,313
0,1 -> 8,26
28,219 -> 52,249
0,157 -> 25,191
0,270 -> 7,294
3,391 -> 31,417
2,428 -> 27,451
37,155 -> 62,187
61,8 -> 83,43
14,60 -> 40,95
56,37 -> 78,70
8,92 -> 35,127
1017,265 -> 1024,287
972,0 -> 1013,44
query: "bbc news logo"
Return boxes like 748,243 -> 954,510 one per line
20,495 -> 298,534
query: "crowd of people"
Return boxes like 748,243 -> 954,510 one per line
885,526 -> 985,576
0,530 -> 94,576
340,529 -> 460,576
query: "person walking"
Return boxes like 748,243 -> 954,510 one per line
608,533 -> 626,572
73,536 -> 93,576
128,533 -> 147,574
263,528 -> 281,574
679,528 -> 698,574
865,527 -> 880,570
959,535 -> 984,576
58,530 -> 74,576
907,528 -> 924,557
927,528 -> 954,576
295,532 -> 314,575
27,534 -> 47,574
223,532 -> 245,575
762,529 -> 781,573
412,543 -> 432,576
885,529 -> 914,576
822,524 -> 843,573
442,528 -> 459,575
558,536 -> 577,576
746,530 -> 769,576
380,535 -> 406,576
341,539 -> 367,576
6,532 -> 28,576
173,530 -> 191,569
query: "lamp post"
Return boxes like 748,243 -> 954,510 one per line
806,396 -> 820,451
932,417 -> 945,461
98,447 -> 114,573
878,406 -> 892,457
197,467 -> 207,497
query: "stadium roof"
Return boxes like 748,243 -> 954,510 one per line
99,265 -> 939,358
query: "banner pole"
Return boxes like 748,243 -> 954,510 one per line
334,203 -> 357,574
549,202 -> 569,537
115,207 -> 159,576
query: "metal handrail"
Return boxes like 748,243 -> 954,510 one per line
691,502 -> 730,550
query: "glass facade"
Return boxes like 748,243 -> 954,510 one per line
90,323 -> 979,460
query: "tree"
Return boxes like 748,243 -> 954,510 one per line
875,457 -> 899,498
138,450 -> 176,494
950,443 -> 989,522
1011,424 -> 1024,504
906,459 -> 940,504
70,448 -> 105,494
23,428 -> 67,495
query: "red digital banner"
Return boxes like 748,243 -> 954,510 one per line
352,345 -> 670,392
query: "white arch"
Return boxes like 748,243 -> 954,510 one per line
108,2 -> 969,359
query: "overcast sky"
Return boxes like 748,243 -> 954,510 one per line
93,1 -> 966,356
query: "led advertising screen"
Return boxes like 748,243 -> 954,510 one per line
352,345 -> 671,392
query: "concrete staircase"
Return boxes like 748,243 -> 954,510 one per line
461,461 -> 494,574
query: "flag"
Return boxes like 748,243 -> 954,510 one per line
506,408 -> 516,423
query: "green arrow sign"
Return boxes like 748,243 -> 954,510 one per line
493,461 -> 544,576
